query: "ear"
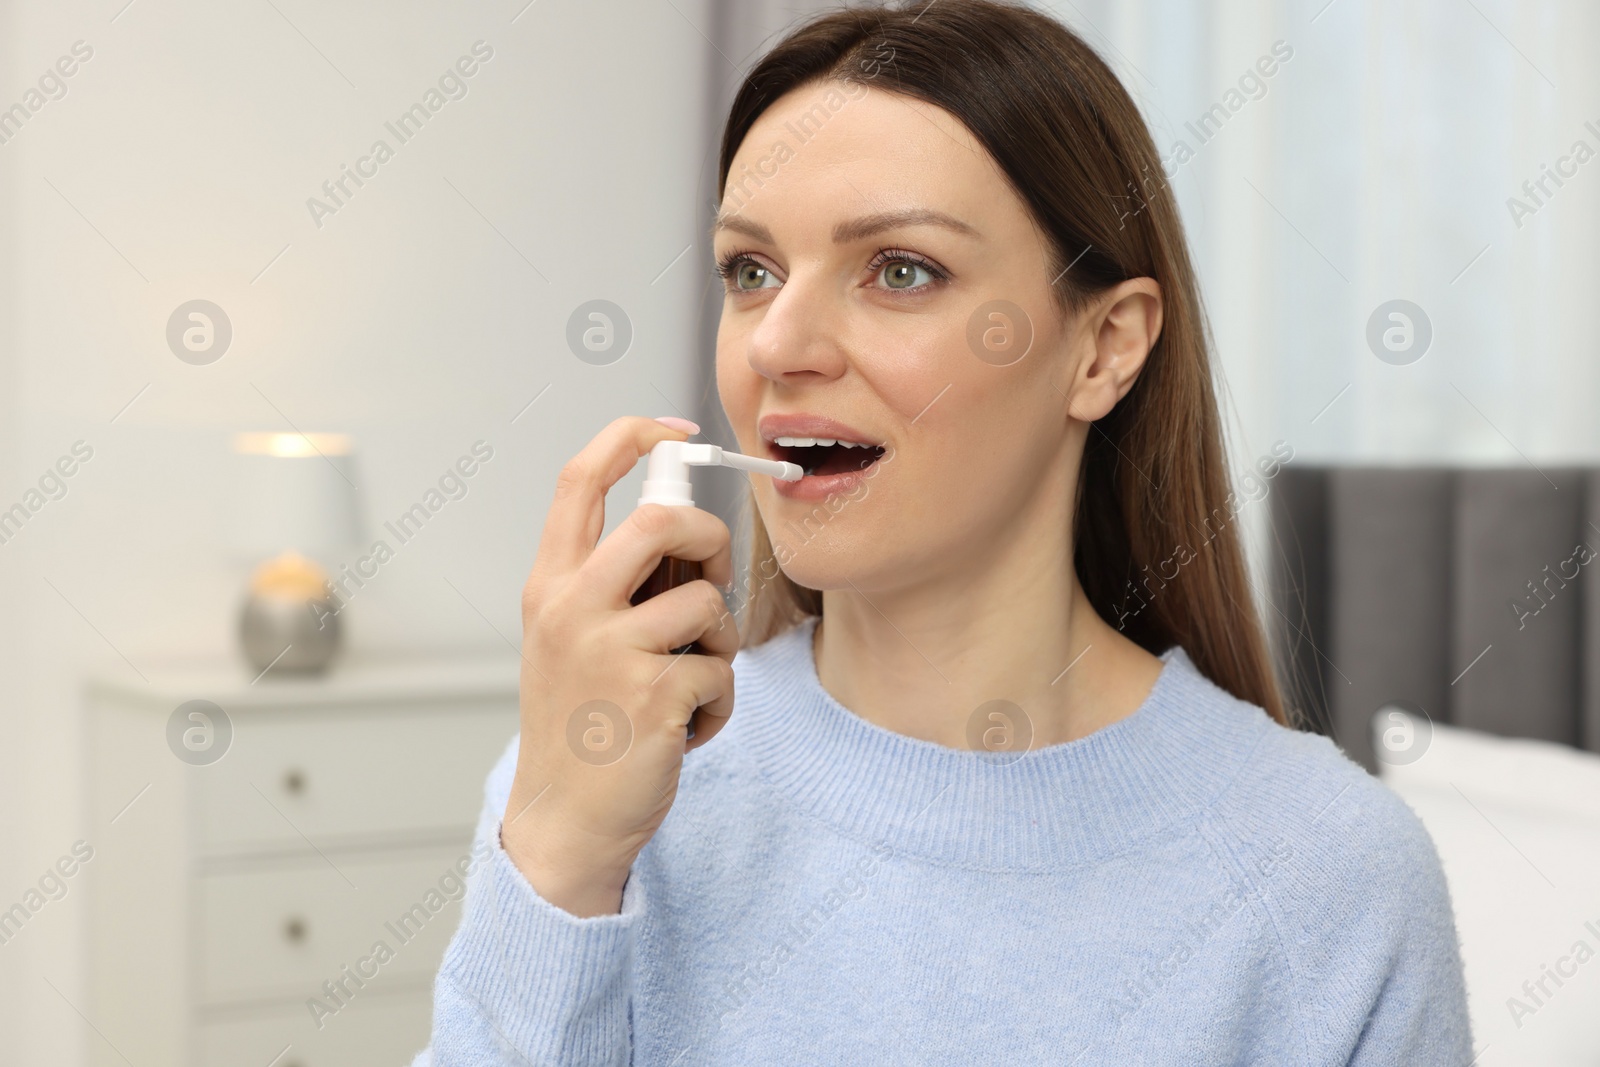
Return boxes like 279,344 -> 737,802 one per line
1059,278 -> 1163,422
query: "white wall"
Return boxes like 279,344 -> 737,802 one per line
0,0 -> 712,1061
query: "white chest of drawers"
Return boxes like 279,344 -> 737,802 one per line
85,655 -> 521,1067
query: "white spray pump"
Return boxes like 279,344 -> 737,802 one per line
637,440 -> 803,508
631,439 -> 802,742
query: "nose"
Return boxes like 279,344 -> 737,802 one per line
743,272 -> 849,385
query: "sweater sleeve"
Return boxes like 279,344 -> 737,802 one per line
1342,796 -> 1474,1066
415,735 -> 645,1067
1215,725 -> 1475,1065
1269,761 -> 1474,1064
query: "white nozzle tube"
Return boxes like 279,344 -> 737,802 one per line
715,449 -> 801,479
638,440 -> 803,508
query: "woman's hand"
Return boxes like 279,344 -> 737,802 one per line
500,416 -> 738,917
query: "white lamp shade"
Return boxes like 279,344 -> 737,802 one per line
230,433 -> 362,562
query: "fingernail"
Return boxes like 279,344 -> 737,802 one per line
654,416 -> 700,434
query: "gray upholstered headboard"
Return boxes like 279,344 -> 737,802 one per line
1266,467 -> 1600,772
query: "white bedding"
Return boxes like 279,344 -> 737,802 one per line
1377,716 -> 1600,1066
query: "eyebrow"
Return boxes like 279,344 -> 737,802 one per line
709,207 -> 980,244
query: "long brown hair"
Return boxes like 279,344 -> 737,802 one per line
716,0 -> 1288,726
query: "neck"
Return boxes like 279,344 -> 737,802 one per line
813,524 -> 1162,752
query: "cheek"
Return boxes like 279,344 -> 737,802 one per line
903,358 -> 1062,510
715,337 -> 763,453
858,314 -> 1015,444
850,320 -> 962,423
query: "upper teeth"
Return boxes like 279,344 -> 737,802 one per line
773,436 -> 873,448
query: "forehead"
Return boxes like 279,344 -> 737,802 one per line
722,81 -> 1014,237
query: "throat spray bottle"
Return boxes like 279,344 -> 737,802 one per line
630,439 -> 802,735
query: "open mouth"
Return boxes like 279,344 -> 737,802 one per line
769,436 -> 887,478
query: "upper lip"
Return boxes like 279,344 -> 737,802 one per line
757,413 -> 884,449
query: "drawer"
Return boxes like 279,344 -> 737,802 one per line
198,991 -> 432,1067
196,702 -> 516,855
198,848 -> 473,1005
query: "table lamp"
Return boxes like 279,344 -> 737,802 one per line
230,432 -> 361,675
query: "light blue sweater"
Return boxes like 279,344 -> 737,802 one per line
412,616 -> 1471,1065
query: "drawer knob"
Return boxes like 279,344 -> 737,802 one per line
284,917 -> 308,943
283,769 -> 306,795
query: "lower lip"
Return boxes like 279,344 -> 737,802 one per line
771,455 -> 883,501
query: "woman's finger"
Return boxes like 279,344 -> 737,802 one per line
649,651 -> 735,731
619,579 -> 739,658
535,416 -> 692,576
681,650 -> 737,752
583,504 -> 734,608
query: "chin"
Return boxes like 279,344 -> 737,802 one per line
760,511 -> 905,594
748,441 -> 911,587
758,476 -> 872,549
768,546 -> 851,593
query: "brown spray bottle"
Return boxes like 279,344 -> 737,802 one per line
628,439 -> 803,737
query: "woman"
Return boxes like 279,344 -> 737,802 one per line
418,1 -> 1470,1062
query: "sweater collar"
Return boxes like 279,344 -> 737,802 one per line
734,615 -> 1272,871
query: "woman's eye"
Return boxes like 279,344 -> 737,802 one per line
878,258 -> 935,290
732,259 -> 779,291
